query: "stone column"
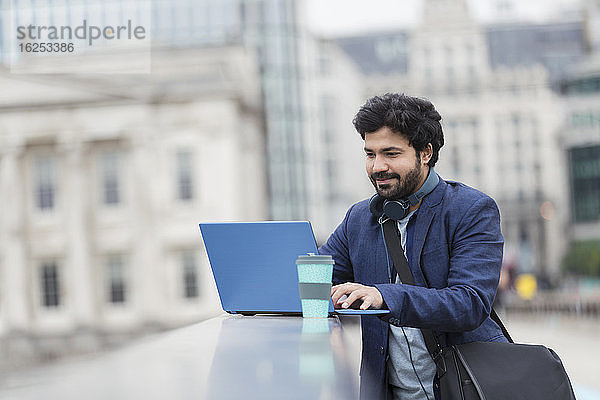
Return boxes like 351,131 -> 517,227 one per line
59,139 -> 96,333
0,142 -> 30,333
129,131 -> 164,328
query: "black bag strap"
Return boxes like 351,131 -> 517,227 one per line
382,219 -> 515,362
382,219 -> 443,360
491,307 -> 514,343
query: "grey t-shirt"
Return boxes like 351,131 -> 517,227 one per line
387,211 -> 436,400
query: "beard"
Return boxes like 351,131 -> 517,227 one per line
370,158 -> 424,201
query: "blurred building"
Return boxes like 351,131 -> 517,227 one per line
310,38 -> 373,233
560,57 -> 600,243
584,0 -> 600,53
152,0 -> 328,231
0,0 -> 332,234
329,0 -> 588,280
487,21 -> 585,91
155,0 -> 367,240
0,45 -> 267,365
0,0 -> 376,366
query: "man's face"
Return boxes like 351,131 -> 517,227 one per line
364,127 -> 431,200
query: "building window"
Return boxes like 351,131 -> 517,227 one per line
570,111 -> 600,129
34,156 -> 55,211
569,145 -> 600,222
452,146 -> 460,175
182,251 -> 199,299
40,261 -> 60,308
106,255 -> 127,304
532,118 -> 539,146
100,151 -> 121,205
317,56 -> 330,75
176,150 -> 194,201
534,162 -> 542,182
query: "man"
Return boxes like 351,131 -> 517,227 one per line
319,93 -> 507,400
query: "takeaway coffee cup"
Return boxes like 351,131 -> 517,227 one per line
296,253 -> 334,318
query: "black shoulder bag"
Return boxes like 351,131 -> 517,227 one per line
382,219 -> 576,400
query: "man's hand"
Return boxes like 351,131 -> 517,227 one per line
331,282 -> 385,310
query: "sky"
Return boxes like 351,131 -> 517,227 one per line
305,0 -> 584,37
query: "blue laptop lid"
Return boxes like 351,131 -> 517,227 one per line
199,221 -> 318,314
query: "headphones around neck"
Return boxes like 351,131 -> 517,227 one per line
369,168 -> 439,221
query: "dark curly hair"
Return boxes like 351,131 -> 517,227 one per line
352,93 -> 444,167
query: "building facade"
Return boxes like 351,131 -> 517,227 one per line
310,38 -> 373,236
0,0 -> 329,232
0,46 -> 267,365
561,56 -> 600,245
328,0 -> 588,280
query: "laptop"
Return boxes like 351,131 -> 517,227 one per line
199,221 -> 390,316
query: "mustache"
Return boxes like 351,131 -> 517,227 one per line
371,172 -> 401,181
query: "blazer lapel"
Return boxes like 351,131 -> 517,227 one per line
411,206 -> 435,286
410,174 -> 445,286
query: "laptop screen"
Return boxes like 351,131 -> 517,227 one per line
199,221 -> 318,314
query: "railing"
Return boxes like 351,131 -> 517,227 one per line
0,314 -> 358,400
504,292 -> 600,318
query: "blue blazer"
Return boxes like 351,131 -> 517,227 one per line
319,176 -> 507,400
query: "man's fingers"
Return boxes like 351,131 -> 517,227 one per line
330,284 -> 383,310
331,284 -> 351,304
331,283 -> 359,305
341,289 -> 365,309
331,286 -> 347,306
360,296 -> 373,310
